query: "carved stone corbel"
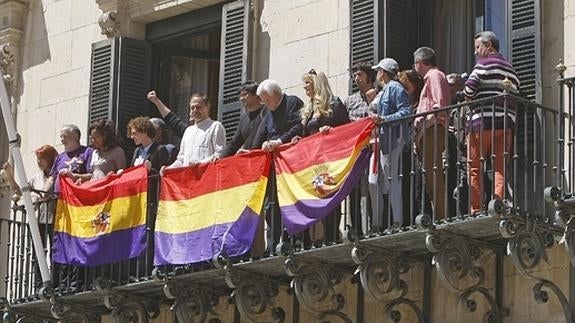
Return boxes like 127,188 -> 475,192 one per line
98,11 -> 120,38
284,257 -> 352,323
163,282 -> 221,323
351,245 -> 424,323
224,268 -> 285,323
94,278 -> 161,323
0,44 -> 14,94
425,232 -> 503,322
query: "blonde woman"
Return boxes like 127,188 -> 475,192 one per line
297,69 -> 349,137
294,69 -> 350,246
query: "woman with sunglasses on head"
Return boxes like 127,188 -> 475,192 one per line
294,69 -> 350,247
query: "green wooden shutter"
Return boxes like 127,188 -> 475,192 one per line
509,0 -> 541,102
88,38 -> 118,124
116,38 -> 151,160
218,0 -> 252,142
349,0 -> 378,93
88,37 -> 151,160
383,0 -> 418,70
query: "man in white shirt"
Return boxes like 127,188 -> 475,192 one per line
165,93 -> 226,170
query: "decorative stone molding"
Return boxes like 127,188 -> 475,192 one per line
98,11 -> 120,38
284,257 -> 352,323
0,43 -> 14,93
0,0 -> 29,96
351,245 -> 424,323
425,232 -> 503,322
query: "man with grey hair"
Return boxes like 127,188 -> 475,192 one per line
464,31 -> 519,214
413,47 -> 451,221
255,79 -> 303,151
47,124 -> 94,291
254,79 -> 302,253
47,124 -> 93,193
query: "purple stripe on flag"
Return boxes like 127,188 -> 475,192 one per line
53,225 -> 147,266
154,207 -> 261,266
281,149 -> 371,235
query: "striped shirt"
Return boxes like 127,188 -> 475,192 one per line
464,53 -> 520,131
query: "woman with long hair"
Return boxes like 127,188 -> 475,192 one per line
87,119 -> 126,181
295,69 -> 350,246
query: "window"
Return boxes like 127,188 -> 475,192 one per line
350,0 -> 540,100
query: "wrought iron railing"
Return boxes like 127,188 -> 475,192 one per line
0,91 -> 572,321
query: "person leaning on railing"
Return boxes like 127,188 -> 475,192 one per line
292,69 -> 350,246
126,116 -> 170,279
368,59 -> 412,231
344,62 -> 378,236
2,144 -> 58,288
463,31 -> 520,214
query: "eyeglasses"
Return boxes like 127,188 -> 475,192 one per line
308,69 -> 317,75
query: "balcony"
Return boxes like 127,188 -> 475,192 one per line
1,83 -> 575,322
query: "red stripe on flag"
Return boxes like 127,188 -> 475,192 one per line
159,150 -> 271,201
59,165 -> 148,207
275,118 -> 374,175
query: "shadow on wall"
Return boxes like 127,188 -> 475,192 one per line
16,0 -> 50,104
254,0 -> 270,81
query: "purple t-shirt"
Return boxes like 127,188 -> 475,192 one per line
50,145 -> 93,192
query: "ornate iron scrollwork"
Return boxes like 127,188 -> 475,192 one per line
284,257 -> 351,323
425,232 -> 502,322
501,188 -> 575,322
163,283 -> 221,323
351,245 -> 424,323
224,268 -> 285,323
94,278 -> 161,323
50,302 -> 102,323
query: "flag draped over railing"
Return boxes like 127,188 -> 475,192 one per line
53,166 -> 148,266
154,151 -> 270,266
274,118 -> 374,235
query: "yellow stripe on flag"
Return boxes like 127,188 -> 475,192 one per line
156,176 -> 268,234
55,192 -> 147,238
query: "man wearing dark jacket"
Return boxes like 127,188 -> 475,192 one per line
256,79 -> 303,151
222,81 -> 268,157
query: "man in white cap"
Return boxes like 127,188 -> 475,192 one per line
368,58 -> 412,231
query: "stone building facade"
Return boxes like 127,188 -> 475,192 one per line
0,0 -> 574,322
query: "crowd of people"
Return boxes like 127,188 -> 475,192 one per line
2,31 -> 520,269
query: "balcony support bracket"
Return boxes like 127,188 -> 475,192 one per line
94,277 -> 161,323
224,264 -> 286,323
351,245 -> 425,323
284,257 -> 352,323
425,231 -> 504,322
511,187 -> 575,322
163,282 -> 222,323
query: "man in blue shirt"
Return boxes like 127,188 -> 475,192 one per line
369,58 -> 412,231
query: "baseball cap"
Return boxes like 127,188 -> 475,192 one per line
372,58 -> 399,74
